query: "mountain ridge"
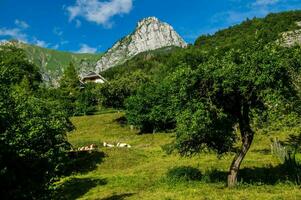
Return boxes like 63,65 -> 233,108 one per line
2,11 -> 301,86
95,16 -> 187,72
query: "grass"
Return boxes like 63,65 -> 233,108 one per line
56,112 -> 301,200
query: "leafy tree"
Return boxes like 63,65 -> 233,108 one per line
125,62 -> 201,133
100,71 -> 150,109
126,80 -> 176,133
0,46 -> 72,199
0,46 -> 41,87
173,43 -> 300,186
125,42 -> 301,186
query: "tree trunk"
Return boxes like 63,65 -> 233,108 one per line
227,104 -> 254,187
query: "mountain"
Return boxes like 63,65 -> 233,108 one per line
95,17 -> 187,72
1,41 -> 102,86
102,11 -> 301,81
3,11 -> 301,85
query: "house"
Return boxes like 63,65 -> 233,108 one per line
82,71 -> 107,84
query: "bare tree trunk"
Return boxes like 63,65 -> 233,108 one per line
227,104 -> 254,187
227,131 -> 253,187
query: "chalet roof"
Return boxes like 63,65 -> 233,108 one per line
82,71 -> 107,82
84,71 -> 99,78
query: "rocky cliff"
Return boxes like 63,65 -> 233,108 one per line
281,21 -> 301,47
95,17 -> 187,72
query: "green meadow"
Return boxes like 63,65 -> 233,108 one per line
55,112 -> 301,200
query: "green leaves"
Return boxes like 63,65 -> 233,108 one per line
100,71 -> 150,109
125,39 -> 301,157
0,47 -> 72,199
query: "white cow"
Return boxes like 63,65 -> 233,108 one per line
116,143 -> 131,148
103,142 -> 115,148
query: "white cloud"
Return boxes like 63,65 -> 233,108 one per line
33,37 -> 49,48
0,28 -> 28,42
76,44 -> 97,53
67,0 -> 133,27
0,20 -> 53,49
15,19 -> 29,29
252,0 -> 279,6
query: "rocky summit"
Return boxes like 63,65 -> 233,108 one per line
95,17 -> 187,72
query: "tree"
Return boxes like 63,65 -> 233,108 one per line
75,82 -> 99,115
126,80 -> 176,133
0,46 -> 41,87
174,43 -> 300,187
0,46 -> 72,199
100,71 -> 149,109
58,62 -> 81,116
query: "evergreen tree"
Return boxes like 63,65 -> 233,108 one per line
59,62 -> 81,116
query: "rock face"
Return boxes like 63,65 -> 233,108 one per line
281,21 -> 301,47
95,17 -> 187,72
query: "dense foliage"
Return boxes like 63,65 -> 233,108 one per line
1,10 -> 301,196
46,63 -> 100,116
100,71 -> 150,109
0,46 -> 72,199
195,11 -> 301,52
58,62 -> 82,116
124,11 -> 301,186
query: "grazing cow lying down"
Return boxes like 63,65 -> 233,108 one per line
117,143 -> 131,148
103,142 -> 132,148
103,142 -> 115,148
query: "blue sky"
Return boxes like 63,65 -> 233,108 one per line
0,0 -> 301,53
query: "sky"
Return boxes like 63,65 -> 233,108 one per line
0,0 -> 301,53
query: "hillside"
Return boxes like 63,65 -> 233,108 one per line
3,41 -> 102,86
55,112 -> 301,199
101,46 -> 182,80
22,43 -> 102,86
195,10 -> 301,51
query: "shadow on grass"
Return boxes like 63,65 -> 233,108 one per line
251,149 -> 271,155
203,164 -> 300,185
101,193 -> 135,200
166,166 -> 202,182
54,177 -> 107,200
62,151 -> 106,176
114,116 -> 127,127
